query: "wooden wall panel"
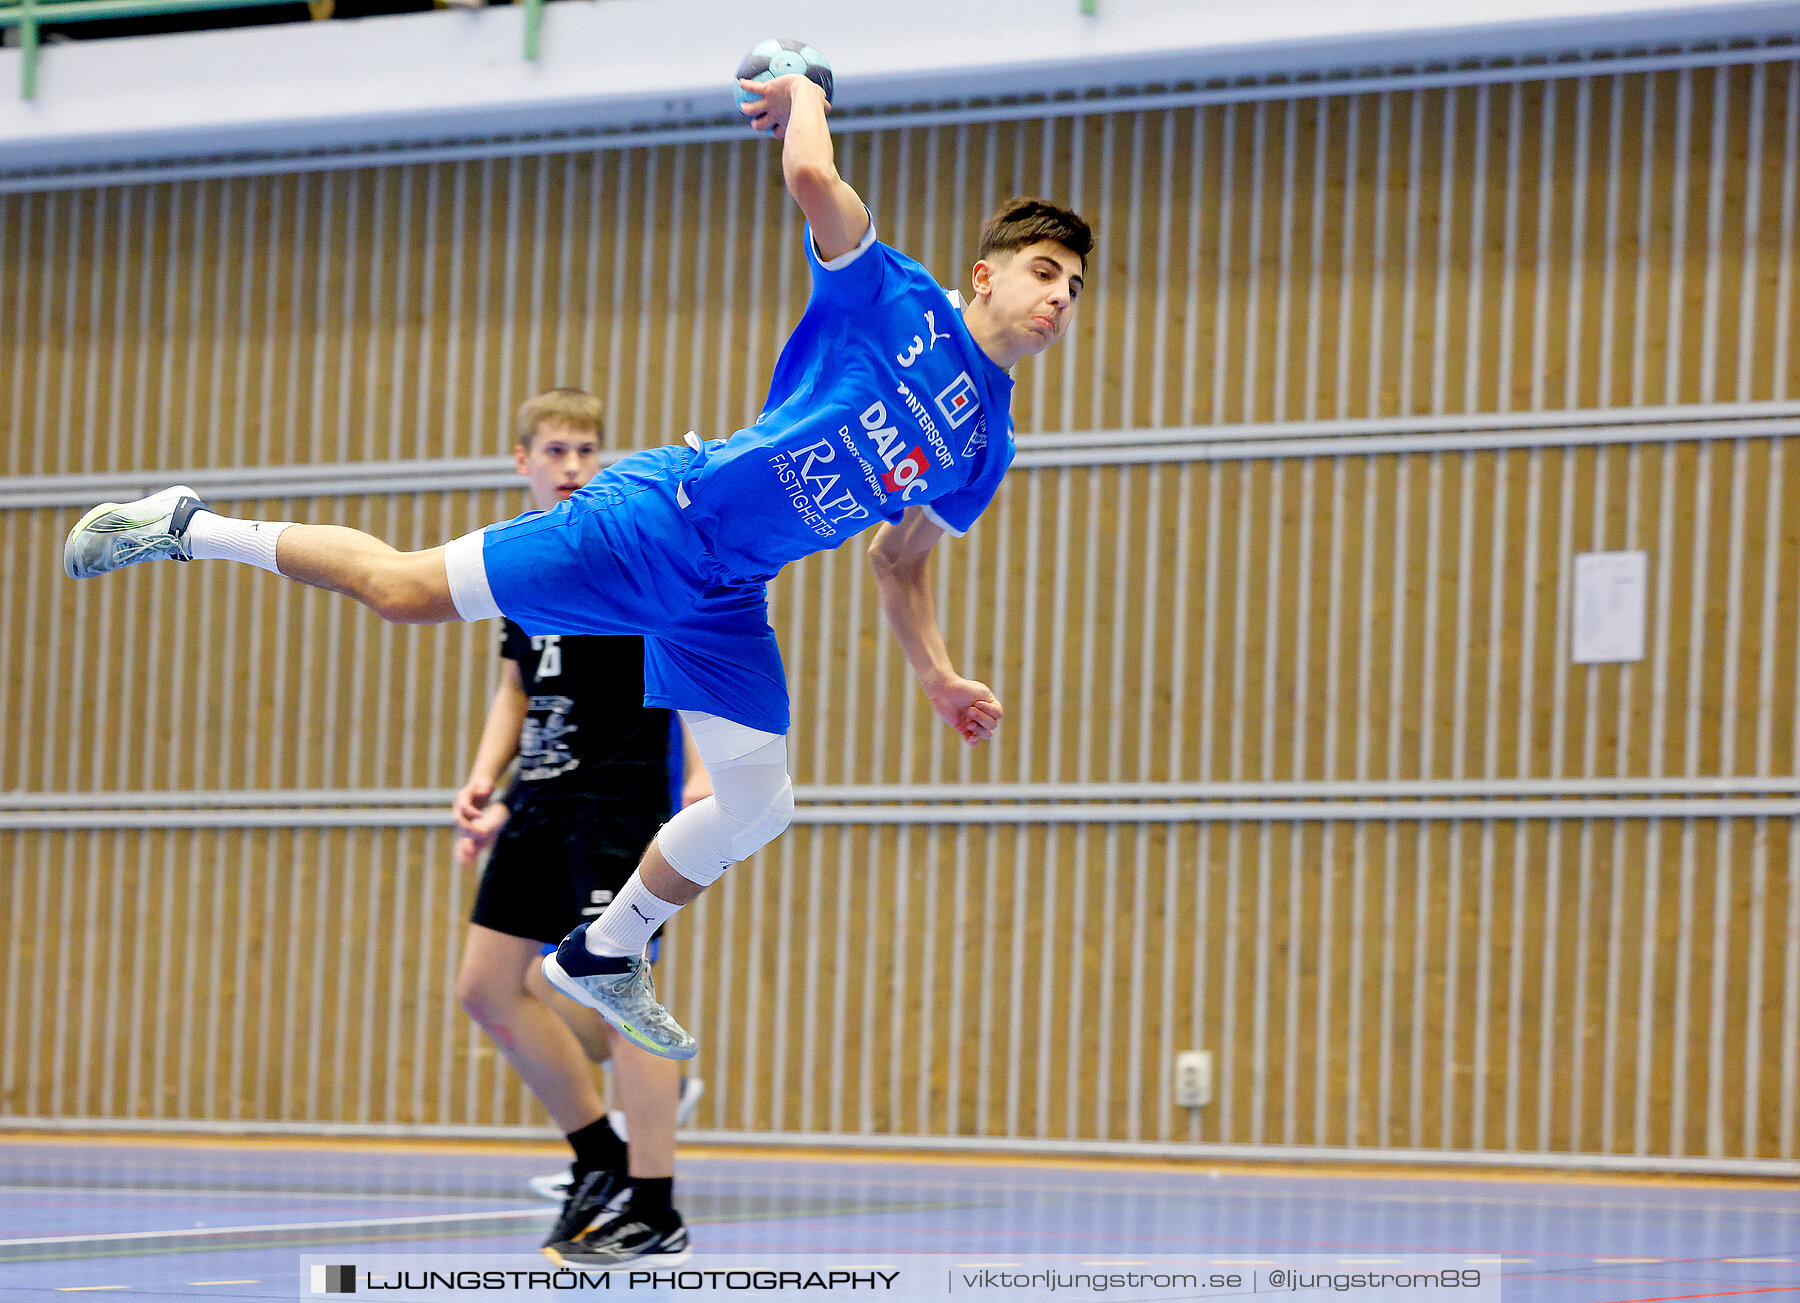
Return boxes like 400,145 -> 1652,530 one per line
3,66 -> 1798,479
3,816 -> 1793,1158
3,61 -> 1799,1164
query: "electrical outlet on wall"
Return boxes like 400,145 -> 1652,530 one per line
1174,1050 -> 1212,1108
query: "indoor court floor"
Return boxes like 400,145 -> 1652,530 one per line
0,1136 -> 1794,1301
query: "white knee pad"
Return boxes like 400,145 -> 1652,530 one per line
720,769 -> 796,861
657,724 -> 793,887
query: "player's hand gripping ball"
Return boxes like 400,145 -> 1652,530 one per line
734,37 -> 834,112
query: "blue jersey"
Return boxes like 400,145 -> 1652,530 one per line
682,220 -> 1017,581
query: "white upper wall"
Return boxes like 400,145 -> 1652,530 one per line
2,0 -> 1798,176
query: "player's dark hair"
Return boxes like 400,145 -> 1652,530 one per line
516,388 -> 605,450
976,197 -> 1094,271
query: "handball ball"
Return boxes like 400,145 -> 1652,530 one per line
734,38 -> 834,110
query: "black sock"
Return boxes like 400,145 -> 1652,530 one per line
566,1116 -> 626,1176
627,1176 -> 674,1215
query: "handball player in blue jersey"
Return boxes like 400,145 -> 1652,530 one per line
64,70 -> 1094,1070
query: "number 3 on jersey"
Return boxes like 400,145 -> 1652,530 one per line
530,635 -> 562,678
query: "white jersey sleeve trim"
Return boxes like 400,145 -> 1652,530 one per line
444,528 -> 502,622
921,503 -> 968,538
813,211 -> 878,270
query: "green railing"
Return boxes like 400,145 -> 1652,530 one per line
0,0 -> 544,101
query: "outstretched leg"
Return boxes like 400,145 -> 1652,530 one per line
64,486 -> 462,625
267,526 -> 460,624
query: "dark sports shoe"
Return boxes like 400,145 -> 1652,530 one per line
541,1166 -> 625,1248
542,1205 -> 689,1270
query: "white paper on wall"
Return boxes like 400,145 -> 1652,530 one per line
1572,550 -> 1648,664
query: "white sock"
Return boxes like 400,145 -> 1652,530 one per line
586,872 -> 681,958
185,511 -> 294,575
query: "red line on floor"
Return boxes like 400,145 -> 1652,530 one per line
1591,1288 -> 1800,1303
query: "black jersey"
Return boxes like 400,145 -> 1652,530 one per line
499,620 -> 677,811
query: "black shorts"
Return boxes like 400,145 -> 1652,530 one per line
470,796 -> 668,947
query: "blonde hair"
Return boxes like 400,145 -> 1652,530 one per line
515,388 -> 604,450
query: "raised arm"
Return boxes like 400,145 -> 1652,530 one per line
866,507 -> 1003,746
737,73 -> 870,263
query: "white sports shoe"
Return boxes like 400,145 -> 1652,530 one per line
542,928 -> 697,1061
527,1076 -> 706,1202
63,485 -> 205,579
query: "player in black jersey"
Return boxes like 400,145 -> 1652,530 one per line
451,390 -> 708,1266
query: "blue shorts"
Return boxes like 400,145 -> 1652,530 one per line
470,445 -> 790,735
